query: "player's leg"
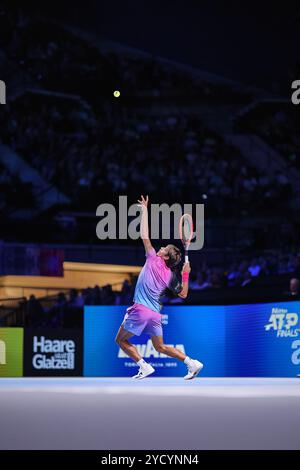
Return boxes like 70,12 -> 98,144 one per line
151,335 -> 186,360
115,323 -> 155,379
115,324 -> 141,362
151,335 -> 204,380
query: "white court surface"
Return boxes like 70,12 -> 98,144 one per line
0,377 -> 300,450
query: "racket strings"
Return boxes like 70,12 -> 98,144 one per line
180,214 -> 194,245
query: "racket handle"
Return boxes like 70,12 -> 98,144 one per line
185,255 -> 189,263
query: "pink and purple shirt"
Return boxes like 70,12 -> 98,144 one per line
133,248 -> 182,313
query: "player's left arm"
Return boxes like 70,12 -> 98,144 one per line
178,262 -> 191,298
137,195 -> 153,254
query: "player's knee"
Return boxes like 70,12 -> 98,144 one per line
116,335 -> 129,347
115,335 -> 122,345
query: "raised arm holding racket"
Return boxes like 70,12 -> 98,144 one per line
179,213 -> 193,298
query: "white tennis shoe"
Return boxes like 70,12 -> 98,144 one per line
132,363 -> 155,380
184,359 -> 204,380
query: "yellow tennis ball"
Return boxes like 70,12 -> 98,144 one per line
113,90 -> 120,98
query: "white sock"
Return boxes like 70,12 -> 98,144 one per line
137,359 -> 148,367
184,356 -> 193,366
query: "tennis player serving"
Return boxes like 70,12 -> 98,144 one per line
115,195 -> 203,380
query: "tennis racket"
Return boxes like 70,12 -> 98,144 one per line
179,213 -> 194,263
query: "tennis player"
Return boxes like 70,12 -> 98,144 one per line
115,195 -> 203,380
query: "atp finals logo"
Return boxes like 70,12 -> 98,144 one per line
264,307 -> 299,338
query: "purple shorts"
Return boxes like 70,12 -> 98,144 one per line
123,303 -> 163,337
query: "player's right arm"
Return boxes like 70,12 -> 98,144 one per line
178,262 -> 191,298
137,195 -> 153,255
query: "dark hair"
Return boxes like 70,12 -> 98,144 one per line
165,244 -> 182,269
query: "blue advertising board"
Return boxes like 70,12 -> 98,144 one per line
84,301 -> 300,377
225,302 -> 300,376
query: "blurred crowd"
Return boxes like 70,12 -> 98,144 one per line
0,96 -> 293,218
25,284 -> 118,327
0,4 -> 294,222
188,251 -> 300,290
0,161 -> 36,211
236,104 -> 300,171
